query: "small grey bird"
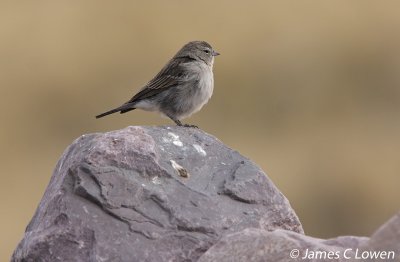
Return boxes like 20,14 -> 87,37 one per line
96,41 -> 220,127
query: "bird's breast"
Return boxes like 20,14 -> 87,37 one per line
178,62 -> 214,119
197,67 -> 214,103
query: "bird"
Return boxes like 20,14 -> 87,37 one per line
96,41 -> 220,127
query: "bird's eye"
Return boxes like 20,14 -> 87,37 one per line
204,49 -> 210,54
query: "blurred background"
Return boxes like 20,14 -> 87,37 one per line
1,1 -> 400,259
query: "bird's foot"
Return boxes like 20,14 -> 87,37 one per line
183,124 -> 198,128
172,118 -> 198,128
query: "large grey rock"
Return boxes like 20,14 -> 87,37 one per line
12,126 -> 303,262
198,213 -> 400,262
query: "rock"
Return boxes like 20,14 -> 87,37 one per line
358,212 -> 400,262
198,213 -> 400,262
12,126 -> 303,262
197,229 -> 367,262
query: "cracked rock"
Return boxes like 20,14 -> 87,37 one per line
198,213 -> 400,262
12,126 -> 303,262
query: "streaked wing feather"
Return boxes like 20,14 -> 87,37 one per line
126,57 -> 194,103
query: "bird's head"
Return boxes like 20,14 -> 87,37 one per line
175,41 -> 220,66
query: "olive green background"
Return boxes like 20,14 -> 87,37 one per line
1,1 -> 400,260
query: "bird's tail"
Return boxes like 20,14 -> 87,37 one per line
95,104 -> 135,119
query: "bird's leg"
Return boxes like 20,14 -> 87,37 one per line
172,118 -> 183,126
169,116 -> 198,128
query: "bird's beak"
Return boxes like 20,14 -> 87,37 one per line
212,50 -> 220,56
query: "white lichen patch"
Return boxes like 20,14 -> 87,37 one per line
168,132 -> 179,140
170,160 -> 189,178
162,132 -> 183,147
151,176 -> 161,185
78,240 -> 85,249
173,140 -> 183,147
193,144 -> 207,156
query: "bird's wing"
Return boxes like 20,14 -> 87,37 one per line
126,57 -> 195,103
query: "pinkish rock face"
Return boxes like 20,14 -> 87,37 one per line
12,126 -> 302,262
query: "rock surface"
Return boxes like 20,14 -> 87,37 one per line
198,212 -> 400,262
12,126 -> 303,262
13,126 -> 400,261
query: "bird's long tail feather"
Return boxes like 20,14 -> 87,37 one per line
95,104 -> 135,118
